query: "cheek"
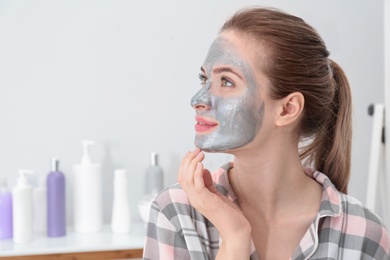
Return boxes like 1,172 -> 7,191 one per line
230,93 -> 264,131
218,100 -> 239,118
214,95 -> 256,126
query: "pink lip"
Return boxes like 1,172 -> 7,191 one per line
195,116 -> 218,133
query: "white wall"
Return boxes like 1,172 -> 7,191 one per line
0,0 -> 385,224
385,0 -> 390,225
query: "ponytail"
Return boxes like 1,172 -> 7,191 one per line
301,60 -> 352,194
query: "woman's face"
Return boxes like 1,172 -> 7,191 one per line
191,31 -> 267,152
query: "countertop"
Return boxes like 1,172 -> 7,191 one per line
0,223 -> 146,257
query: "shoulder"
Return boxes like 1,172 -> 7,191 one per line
154,183 -> 189,210
311,169 -> 389,257
325,193 -> 390,257
311,169 -> 388,236
339,193 -> 388,236
150,183 -> 190,227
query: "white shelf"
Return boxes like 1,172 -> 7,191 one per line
0,223 -> 146,257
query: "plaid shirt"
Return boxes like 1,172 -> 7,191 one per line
143,164 -> 390,259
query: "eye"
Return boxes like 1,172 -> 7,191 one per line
221,77 -> 234,87
198,73 -> 207,85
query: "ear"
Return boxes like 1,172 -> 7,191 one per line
275,92 -> 304,127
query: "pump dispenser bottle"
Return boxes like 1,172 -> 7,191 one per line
33,176 -> 47,234
73,140 -> 102,233
12,170 -> 34,244
47,158 -> 66,237
0,177 -> 13,239
111,169 -> 131,234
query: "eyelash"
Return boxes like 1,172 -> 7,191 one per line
198,74 -> 235,88
221,77 -> 234,87
198,73 -> 207,85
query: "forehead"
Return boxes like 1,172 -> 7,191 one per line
204,32 -> 272,96
203,36 -> 247,69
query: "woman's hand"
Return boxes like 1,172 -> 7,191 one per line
177,148 -> 252,259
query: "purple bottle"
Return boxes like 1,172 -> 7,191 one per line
0,177 -> 13,239
47,157 -> 66,237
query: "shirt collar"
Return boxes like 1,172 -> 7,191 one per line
292,168 -> 343,259
304,168 -> 342,218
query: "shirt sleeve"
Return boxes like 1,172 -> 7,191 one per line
143,185 -> 202,260
143,198 -> 189,260
357,205 -> 390,259
339,197 -> 390,259
372,220 -> 390,259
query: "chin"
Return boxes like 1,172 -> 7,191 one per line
194,140 -> 235,153
194,135 -> 253,153
194,140 -> 218,152
199,147 -> 219,153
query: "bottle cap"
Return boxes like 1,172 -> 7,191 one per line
114,169 -> 127,181
51,157 -> 60,171
150,152 -> 158,166
81,140 -> 95,165
17,169 -> 34,188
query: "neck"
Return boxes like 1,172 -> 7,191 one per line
228,138 -> 321,221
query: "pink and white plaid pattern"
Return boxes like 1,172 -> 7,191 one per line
143,164 -> 390,259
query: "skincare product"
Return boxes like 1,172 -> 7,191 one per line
33,176 -> 47,233
12,170 -> 34,244
47,158 -> 66,237
139,152 -> 164,222
111,169 -> 131,233
73,140 -> 102,233
0,177 -> 13,239
144,152 -> 164,195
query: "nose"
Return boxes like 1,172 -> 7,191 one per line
190,85 -> 212,110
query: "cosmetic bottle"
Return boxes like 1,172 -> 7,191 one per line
47,158 -> 66,237
138,152 -> 164,223
33,176 -> 47,234
12,170 -> 34,244
111,169 -> 131,234
144,152 -> 164,195
0,177 -> 13,239
73,140 -> 102,233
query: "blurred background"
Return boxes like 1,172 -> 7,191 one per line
0,0 -> 387,225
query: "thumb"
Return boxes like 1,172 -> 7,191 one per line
202,169 -> 219,193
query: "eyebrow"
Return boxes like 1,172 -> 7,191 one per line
201,66 -> 243,80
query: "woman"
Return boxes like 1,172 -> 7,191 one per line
143,7 -> 389,259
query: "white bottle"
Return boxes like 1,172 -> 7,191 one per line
111,169 -> 131,234
13,170 -> 34,244
73,140 -> 102,233
33,176 -> 47,233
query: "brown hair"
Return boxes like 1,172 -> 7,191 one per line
221,7 -> 352,194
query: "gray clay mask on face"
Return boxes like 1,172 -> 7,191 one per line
191,36 -> 265,152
